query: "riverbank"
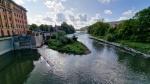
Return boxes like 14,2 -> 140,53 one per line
89,35 -> 150,57
48,39 -> 91,55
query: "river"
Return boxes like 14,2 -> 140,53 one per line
0,32 -> 150,84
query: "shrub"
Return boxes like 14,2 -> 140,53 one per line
72,35 -> 78,41
56,41 -> 63,47
130,35 -> 138,42
61,37 -> 68,44
104,34 -> 116,42
67,38 -> 73,44
146,37 -> 150,43
51,33 -> 57,39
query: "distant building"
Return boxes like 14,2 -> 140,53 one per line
54,24 -> 62,31
107,20 -> 125,28
112,24 -> 118,28
0,0 -> 28,37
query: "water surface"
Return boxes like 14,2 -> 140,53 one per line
1,32 -> 150,84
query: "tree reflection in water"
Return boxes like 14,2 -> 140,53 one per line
0,50 -> 40,84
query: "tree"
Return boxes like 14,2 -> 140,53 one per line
29,24 -> 38,31
55,30 -> 66,46
134,6 -> 150,32
61,22 -> 75,34
88,21 -> 109,36
39,24 -> 46,31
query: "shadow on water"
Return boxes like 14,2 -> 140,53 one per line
0,50 -> 40,84
93,40 -> 150,76
117,51 -> 150,74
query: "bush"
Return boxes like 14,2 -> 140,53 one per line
104,34 -> 116,42
130,35 -> 138,42
56,41 -> 63,47
61,37 -> 68,44
67,38 -> 73,44
51,33 -> 57,39
72,35 -> 78,41
146,37 -> 150,43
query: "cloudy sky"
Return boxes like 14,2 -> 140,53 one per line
13,0 -> 150,29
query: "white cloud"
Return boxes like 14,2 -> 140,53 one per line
13,0 -> 24,4
42,17 -> 52,22
44,1 -> 64,12
77,14 -> 87,22
61,0 -> 67,2
65,10 -> 87,22
98,0 -> 110,3
117,17 -> 127,21
56,13 -> 67,22
122,8 -> 135,16
122,10 -> 133,16
27,0 -> 37,2
13,0 -> 37,4
104,18 -> 109,22
104,9 -> 112,15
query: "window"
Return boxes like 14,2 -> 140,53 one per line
2,8 -> 5,12
5,23 -> 7,27
11,24 -> 13,28
9,17 -> 11,21
4,15 -> 6,20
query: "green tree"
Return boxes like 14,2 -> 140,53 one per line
134,6 -> 150,32
88,21 -> 109,36
29,24 -> 38,31
39,24 -> 46,31
61,22 -> 75,34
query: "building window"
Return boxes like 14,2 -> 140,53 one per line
2,8 -> 5,12
9,17 -> 11,21
5,23 -> 7,27
11,24 -> 13,28
4,15 -> 6,20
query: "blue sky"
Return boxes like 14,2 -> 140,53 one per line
13,0 -> 150,29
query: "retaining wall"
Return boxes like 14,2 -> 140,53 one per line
0,37 -> 14,55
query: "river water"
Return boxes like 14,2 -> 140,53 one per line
0,32 -> 150,84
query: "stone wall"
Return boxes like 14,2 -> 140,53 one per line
0,37 -> 14,55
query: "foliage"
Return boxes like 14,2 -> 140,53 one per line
39,24 -> 46,31
72,35 -> 78,41
116,40 -> 150,54
29,24 -> 38,31
133,6 -> 150,33
106,26 -> 116,34
61,22 -> 75,34
88,22 -> 109,36
48,30 -> 90,55
104,34 -> 116,42
49,39 -> 90,55
88,6 -> 150,43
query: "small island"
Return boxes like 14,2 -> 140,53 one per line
47,31 -> 91,55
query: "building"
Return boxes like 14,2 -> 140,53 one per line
112,24 -> 118,28
0,0 -> 28,37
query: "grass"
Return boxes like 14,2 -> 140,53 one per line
91,34 -> 104,39
90,34 -> 150,54
116,40 -> 150,54
48,39 -> 90,55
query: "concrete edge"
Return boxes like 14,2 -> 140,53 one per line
89,35 -> 150,57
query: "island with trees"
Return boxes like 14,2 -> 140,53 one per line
49,30 -> 91,55
88,6 -> 150,54
29,22 -> 91,55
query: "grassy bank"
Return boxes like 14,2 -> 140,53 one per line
49,39 -> 90,55
90,34 -> 150,54
116,40 -> 150,54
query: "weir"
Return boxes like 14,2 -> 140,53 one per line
0,34 -> 43,55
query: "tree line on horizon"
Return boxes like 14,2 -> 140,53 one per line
29,22 -> 75,34
88,6 -> 150,43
